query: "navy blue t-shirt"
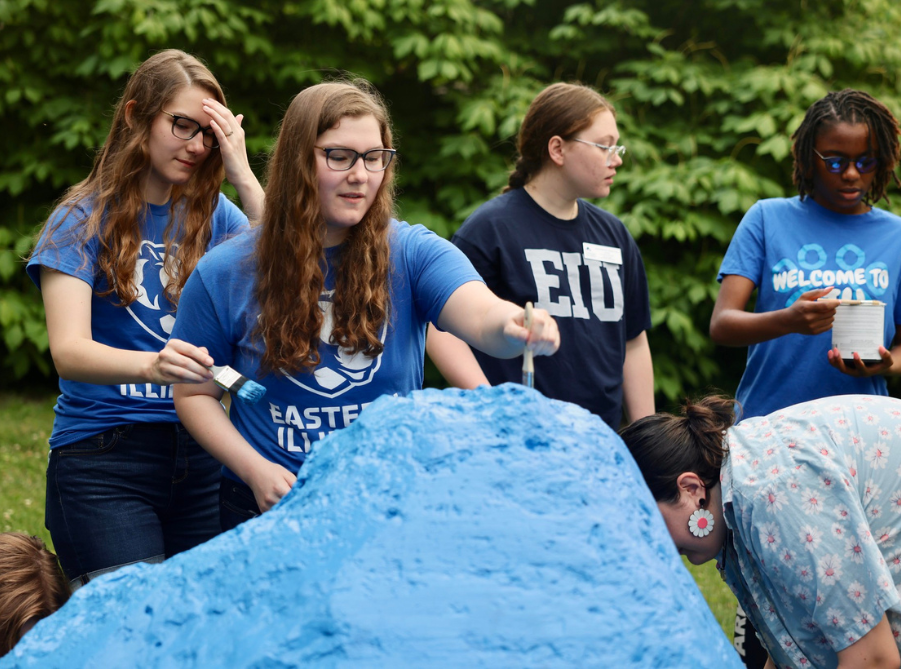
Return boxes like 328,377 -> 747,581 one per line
453,188 -> 651,428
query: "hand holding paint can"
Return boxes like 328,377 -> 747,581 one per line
828,299 -> 886,363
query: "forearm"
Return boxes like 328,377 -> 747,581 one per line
622,332 -> 654,423
438,281 -> 559,359
710,308 -> 794,347
50,338 -> 159,385
41,267 -> 212,385
426,325 -> 490,389
175,385 -> 266,482
464,299 -> 525,359
836,614 -> 900,669
437,285 -> 523,358
231,174 -> 264,223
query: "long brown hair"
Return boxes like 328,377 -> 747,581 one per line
32,49 -> 227,307
793,88 -> 901,206
618,396 -> 737,505
255,81 -> 396,374
505,82 -> 615,192
0,533 -> 70,656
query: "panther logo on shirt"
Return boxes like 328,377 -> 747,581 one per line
125,240 -> 177,342
282,290 -> 387,398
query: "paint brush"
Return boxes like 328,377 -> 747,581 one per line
210,364 -> 267,404
522,301 -> 534,389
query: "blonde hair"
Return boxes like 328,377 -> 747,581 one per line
254,80 -> 396,373
0,533 -> 69,656
32,49 -> 227,308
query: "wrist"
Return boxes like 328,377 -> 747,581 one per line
138,351 -> 158,384
774,307 -> 794,337
228,170 -> 255,189
235,451 -> 269,490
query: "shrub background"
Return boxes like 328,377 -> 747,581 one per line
2,0 -> 901,402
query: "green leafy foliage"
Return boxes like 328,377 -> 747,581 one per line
3,0 -> 901,401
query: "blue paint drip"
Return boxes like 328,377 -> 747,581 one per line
4,385 -> 742,668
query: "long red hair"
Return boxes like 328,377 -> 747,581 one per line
33,49 -> 227,307
254,81 -> 396,374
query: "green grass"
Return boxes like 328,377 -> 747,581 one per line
0,392 -> 739,638
686,558 -> 738,638
0,393 -> 56,550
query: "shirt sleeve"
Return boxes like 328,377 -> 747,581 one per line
169,262 -> 234,367
620,234 -> 652,340
717,201 -> 766,286
209,193 -> 250,248
400,222 -> 484,325
26,202 -> 97,290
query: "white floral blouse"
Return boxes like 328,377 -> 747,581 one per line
719,395 -> 901,669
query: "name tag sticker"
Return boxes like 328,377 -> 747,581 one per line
583,243 -> 622,265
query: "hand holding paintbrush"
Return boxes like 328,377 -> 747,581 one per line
153,340 -> 266,405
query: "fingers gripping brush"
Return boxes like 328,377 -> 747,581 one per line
522,301 -> 534,389
210,365 -> 267,404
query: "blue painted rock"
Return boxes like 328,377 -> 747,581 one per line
4,385 -> 741,668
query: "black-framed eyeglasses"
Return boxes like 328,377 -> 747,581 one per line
161,111 -> 219,149
314,146 -> 397,172
812,148 -> 877,175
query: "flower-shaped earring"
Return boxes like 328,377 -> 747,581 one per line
689,508 -> 715,538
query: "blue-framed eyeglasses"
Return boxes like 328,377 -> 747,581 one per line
812,148 -> 877,175
314,146 -> 397,172
571,138 -> 627,166
161,111 -> 218,149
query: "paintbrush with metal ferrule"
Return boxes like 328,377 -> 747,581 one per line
522,301 -> 534,389
210,364 -> 267,404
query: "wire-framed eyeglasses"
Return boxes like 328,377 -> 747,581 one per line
161,111 -> 219,149
314,146 -> 397,172
571,138 -> 627,166
812,149 -> 877,175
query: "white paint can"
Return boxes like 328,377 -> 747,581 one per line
831,300 -> 885,363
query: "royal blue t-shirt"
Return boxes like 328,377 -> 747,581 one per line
452,188 -> 651,428
27,193 -> 249,447
718,196 -> 901,419
169,220 -> 482,481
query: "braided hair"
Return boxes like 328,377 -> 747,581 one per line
618,396 -> 737,505
792,89 -> 901,205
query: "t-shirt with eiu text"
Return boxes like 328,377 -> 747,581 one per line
452,188 -> 651,428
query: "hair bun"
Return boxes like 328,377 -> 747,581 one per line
682,395 -> 736,432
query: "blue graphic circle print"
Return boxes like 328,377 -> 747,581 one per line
771,243 -> 883,306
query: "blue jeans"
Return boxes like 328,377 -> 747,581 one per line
219,476 -> 261,531
45,422 -> 222,589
